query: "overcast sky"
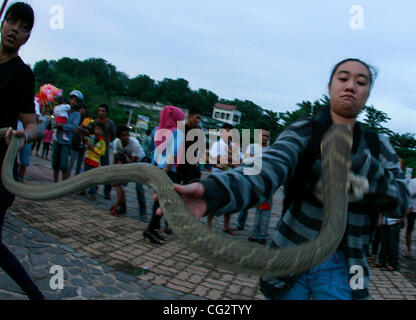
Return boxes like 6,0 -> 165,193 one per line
19,0 -> 416,134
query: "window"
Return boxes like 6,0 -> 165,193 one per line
220,112 -> 225,119
214,112 -> 220,118
233,115 -> 240,122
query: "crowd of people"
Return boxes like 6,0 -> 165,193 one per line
0,2 -> 415,301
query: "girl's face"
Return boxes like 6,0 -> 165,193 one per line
119,130 -> 130,144
94,126 -> 103,137
328,60 -> 371,119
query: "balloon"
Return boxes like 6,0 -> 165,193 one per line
36,84 -> 63,108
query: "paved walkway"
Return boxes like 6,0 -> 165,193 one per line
0,155 -> 415,300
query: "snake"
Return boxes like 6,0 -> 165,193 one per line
0,124 -> 352,277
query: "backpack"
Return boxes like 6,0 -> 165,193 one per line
282,108 -> 380,216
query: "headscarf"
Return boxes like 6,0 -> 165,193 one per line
154,105 -> 185,149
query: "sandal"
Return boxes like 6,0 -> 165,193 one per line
382,266 -> 398,272
110,206 -> 120,217
223,229 -> 237,236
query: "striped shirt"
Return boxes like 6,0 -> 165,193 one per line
201,108 -> 407,299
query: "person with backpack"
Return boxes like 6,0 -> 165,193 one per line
155,58 -> 408,300
144,106 -> 186,244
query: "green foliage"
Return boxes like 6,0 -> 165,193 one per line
32,56 -> 416,168
128,74 -> 158,102
361,105 -> 393,135
389,132 -> 416,171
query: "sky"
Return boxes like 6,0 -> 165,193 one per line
18,0 -> 416,134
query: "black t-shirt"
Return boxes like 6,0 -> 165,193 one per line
177,124 -> 201,183
0,56 -> 35,204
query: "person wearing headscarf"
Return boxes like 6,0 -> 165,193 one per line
143,106 -> 185,244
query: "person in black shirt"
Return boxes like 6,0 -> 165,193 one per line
177,107 -> 203,184
0,3 -> 44,300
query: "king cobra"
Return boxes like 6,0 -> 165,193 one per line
0,124 -> 352,276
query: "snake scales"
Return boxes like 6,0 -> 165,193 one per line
0,124 -> 352,276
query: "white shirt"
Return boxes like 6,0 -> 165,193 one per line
244,143 -> 263,158
113,137 -> 145,162
407,178 -> 416,211
53,104 -> 71,118
209,138 -> 228,159
153,129 -> 184,171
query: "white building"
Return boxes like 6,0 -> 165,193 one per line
212,103 -> 242,126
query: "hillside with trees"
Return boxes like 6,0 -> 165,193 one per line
32,57 -> 416,171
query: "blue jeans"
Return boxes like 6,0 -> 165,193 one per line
135,183 -> 147,217
84,164 -> 98,195
250,208 -> 271,240
69,149 -> 85,176
51,142 -> 71,174
18,143 -> 32,167
100,145 -> 111,196
271,251 -> 354,300
237,209 -> 249,229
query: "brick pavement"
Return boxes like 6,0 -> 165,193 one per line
1,155 -> 415,300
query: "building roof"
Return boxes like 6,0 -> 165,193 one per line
213,103 -> 237,111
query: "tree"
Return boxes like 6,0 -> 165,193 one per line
361,105 -> 393,135
128,74 -> 158,102
31,56 -> 416,171
157,78 -> 192,107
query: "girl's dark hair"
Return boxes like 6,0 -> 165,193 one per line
55,95 -> 65,105
4,2 -> 34,32
93,122 -> 104,132
188,107 -> 202,115
117,124 -> 130,138
329,58 -> 378,91
99,103 -> 109,113
114,153 -> 127,164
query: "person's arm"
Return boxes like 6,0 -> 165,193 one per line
168,120 -> 311,218
135,139 -> 145,161
127,138 -> 144,164
62,112 -> 81,133
112,138 -> 119,162
353,134 -> 409,218
209,141 -> 225,169
6,113 -> 38,150
5,65 -> 37,149
94,138 -> 106,157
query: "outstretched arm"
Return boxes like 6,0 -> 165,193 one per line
5,113 -> 37,150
